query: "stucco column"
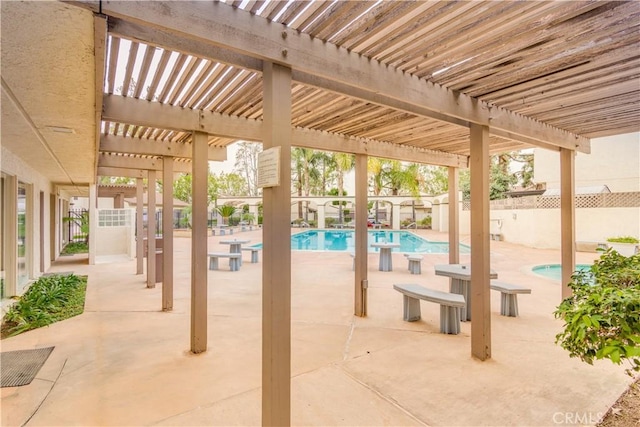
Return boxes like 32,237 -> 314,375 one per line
262,62 -> 292,427
560,148 -> 576,300
448,167 -> 460,264
354,153 -> 368,317
469,124 -> 491,361
162,156 -> 174,311
432,200 -> 441,231
316,204 -> 326,229
191,131 -> 209,353
391,203 -> 401,229
249,203 -> 259,225
147,171 -> 156,288
4,175 -> 18,296
136,177 -> 144,275
88,183 -> 97,266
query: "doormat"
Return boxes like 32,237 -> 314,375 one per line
1,346 -> 55,387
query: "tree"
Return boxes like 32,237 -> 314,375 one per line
215,204 -> 237,225
292,148 -> 321,221
234,141 -> 262,196
332,153 -> 354,223
99,176 -> 136,185
214,172 -> 247,197
555,249 -> 640,376
173,173 -> 193,204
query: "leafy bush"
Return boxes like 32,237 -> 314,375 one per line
419,217 -> 432,228
2,274 -> 87,338
555,249 -> 640,375
607,236 -> 640,244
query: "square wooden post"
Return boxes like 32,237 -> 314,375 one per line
147,170 -> 156,288
162,156 -> 174,311
469,124 -> 491,361
262,62 -> 292,427
136,177 -> 144,275
448,167 -> 460,265
191,131 -> 209,353
354,153 -> 368,317
560,148 -> 576,300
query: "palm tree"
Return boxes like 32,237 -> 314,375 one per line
332,152 -> 354,223
292,148 -> 321,221
368,158 -> 423,225
216,204 -> 236,225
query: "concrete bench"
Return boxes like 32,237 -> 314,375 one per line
393,284 -> 466,334
208,252 -> 242,271
241,247 -> 262,263
490,280 -> 532,317
406,255 -> 423,275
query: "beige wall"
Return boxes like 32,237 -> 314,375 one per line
1,146 -> 58,285
458,206 -> 639,250
534,132 -> 640,192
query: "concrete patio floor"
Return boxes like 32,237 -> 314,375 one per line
1,229 -> 633,426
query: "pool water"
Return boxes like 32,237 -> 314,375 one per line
286,230 -> 470,253
531,264 -> 592,280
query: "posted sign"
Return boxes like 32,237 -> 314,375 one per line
257,147 -> 280,188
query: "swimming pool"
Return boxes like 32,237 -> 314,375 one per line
531,264 -> 591,281
285,230 -> 470,253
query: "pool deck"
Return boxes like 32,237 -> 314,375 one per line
1,229 -> 633,426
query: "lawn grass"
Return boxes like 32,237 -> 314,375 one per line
1,274 -> 87,339
61,242 -> 88,255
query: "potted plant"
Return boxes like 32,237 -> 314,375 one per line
606,236 -> 640,257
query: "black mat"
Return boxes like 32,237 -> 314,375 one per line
1,347 -> 55,387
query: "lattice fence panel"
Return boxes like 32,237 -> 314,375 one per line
462,192 -> 640,211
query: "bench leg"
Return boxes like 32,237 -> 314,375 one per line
501,293 -> 519,317
402,295 -> 421,321
440,305 -> 461,334
251,252 -> 259,263
220,229 -> 226,236
229,228 -> 234,235
229,258 -> 240,271
409,261 -> 421,274
209,257 -> 219,270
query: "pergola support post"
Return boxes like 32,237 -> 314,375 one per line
191,131 -> 209,353
88,183 -> 97,266
136,177 -> 144,275
162,156 -> 174,311
469,124 -> 491,361
261,62 -> 292,427
354,153 -> 368,317
560,148 -> 576,300
146,170 -> 156,288
448,167 -> 460,264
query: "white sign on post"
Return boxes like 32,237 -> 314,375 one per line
257,146 -> 281,188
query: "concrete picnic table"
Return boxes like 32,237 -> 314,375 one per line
434,263 -> 498,321
370,242 -> 401,271
220,239 -> 251,266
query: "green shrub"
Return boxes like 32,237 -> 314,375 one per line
554,249 -> 640,375
61,242 -> 88,254
2,274 -> 87,338
606,236 -> 639,244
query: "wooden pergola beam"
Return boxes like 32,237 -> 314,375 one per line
100,134 -> 227,161
98,153 -> 192,173
90,1 -> 590,153
104,95 -> 468,168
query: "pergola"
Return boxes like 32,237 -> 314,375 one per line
2,1 -> 639,425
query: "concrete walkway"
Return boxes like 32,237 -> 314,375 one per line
1,230 -> 633,426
